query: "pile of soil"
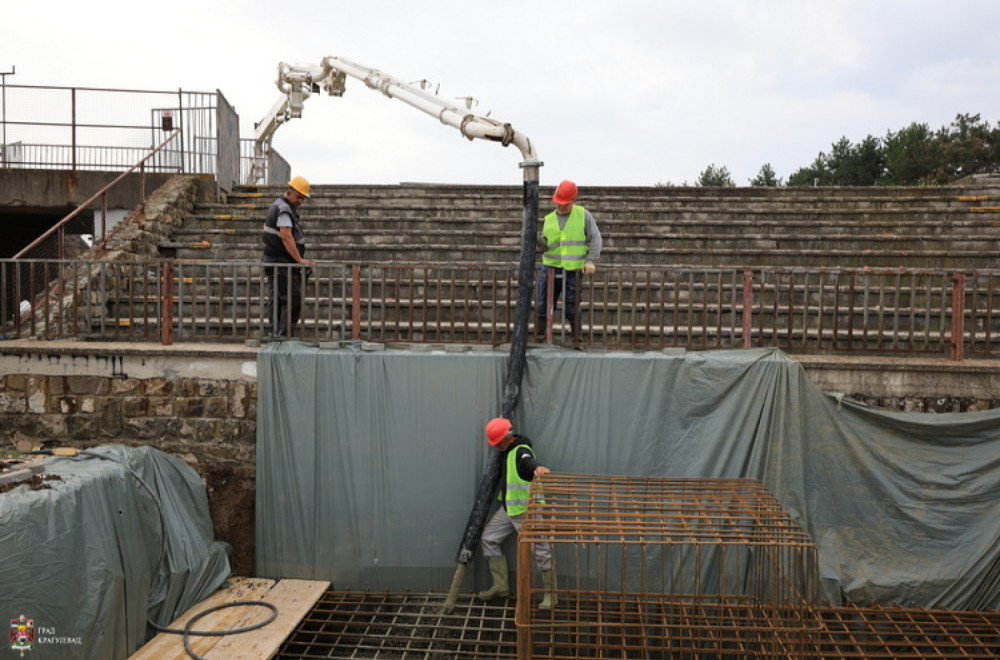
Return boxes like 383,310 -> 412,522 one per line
0,462 -> 62,493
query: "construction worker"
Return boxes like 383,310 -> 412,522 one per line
477,417 -> 557,609
262,176 -> 314,338
536,179 -> 602,347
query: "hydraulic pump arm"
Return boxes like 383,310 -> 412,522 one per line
248,56 -> 539,184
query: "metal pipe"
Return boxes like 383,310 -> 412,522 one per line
0,65 -> 13,168
318,56 -> 538,163
251,56 -> 542,184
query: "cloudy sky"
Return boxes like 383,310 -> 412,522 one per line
5,0 -> 1000,187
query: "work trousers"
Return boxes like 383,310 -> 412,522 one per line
535,264 -> 583,323
265,262 -> 304,338
480,506 -> 552,572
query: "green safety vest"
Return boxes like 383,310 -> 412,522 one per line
542,205 -> 588,270
501,443 -> 534,516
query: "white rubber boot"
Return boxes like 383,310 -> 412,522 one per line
477,556 -> 510,600
539,569 -> 557,610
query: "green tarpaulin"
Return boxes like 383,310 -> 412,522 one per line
256,343 -> 1000,610
0,446 -> 232,659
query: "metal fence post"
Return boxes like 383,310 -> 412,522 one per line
743,270 -> 753,349
351,264 -> 362,340
161,260 -> 174,345
951,272 -> 965,361
545,268 -> 555,342
71,87 -> 77,171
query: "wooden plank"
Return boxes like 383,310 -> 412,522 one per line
203,579 -> 330,660
129,577 -> 276,660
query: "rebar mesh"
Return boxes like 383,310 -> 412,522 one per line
814,603 -> 1000,659
276,591 -> 517,659
271,591 -> 1000,659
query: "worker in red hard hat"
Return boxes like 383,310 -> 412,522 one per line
262,176 -> 315,338
536,179 -> 602,348
477,417 -> 557,609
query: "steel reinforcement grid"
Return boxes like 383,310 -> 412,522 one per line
271,590 -> 1000,657
270,475 -> 999,658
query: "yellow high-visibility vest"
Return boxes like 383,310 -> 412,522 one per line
501,443 -> 534,516
542,205 -> 587,270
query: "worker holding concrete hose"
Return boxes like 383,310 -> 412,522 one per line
262,176 -> 314,338
477,417 -> 557,609
536,179 -> 602,347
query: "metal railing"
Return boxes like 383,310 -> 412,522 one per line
4,259 -> 1000,359
240,138 -> 290,187
0,81 -> 290,192
13,130 -> 184,263
0,84 -> 222,174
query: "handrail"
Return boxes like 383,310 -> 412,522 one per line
13,129 -> 183,259
4,259 -> 997,361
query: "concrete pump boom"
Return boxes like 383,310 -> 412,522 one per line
249,56 -> 540,185
250,55 -> 543,614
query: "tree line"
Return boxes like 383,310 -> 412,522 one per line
659,113 -> 1000,187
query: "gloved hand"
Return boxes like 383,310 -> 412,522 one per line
583,262 -> 596,275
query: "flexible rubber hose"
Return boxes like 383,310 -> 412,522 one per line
442,178 -> 539,614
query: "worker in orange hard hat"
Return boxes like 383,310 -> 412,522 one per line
262,176 -> 315,338
536,179 -> 603,348
477,417 -> 557,610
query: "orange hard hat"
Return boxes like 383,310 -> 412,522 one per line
485,417 -> 512,446
552,180 -> 578,205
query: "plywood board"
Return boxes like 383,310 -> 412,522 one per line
203,579 -> 330,659
129,577 -> 277,660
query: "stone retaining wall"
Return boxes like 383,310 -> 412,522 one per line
0,344 -> 259,575
0,373 -> 256,448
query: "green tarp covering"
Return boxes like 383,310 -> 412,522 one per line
0,445 -> 232,659
256,343 -> 1000,610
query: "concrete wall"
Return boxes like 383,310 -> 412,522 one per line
0,169 -> 213,209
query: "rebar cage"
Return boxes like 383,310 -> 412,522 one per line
515,474 -> 823,659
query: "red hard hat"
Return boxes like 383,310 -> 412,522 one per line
552,180 -> 578,205
485,418 -> 512,446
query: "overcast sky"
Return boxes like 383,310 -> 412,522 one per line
5,0 -> 1000,187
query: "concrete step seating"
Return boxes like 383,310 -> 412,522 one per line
162,179 -> 1000,269
93,178 -> 995,348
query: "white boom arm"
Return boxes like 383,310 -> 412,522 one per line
249,56 -> 540,185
